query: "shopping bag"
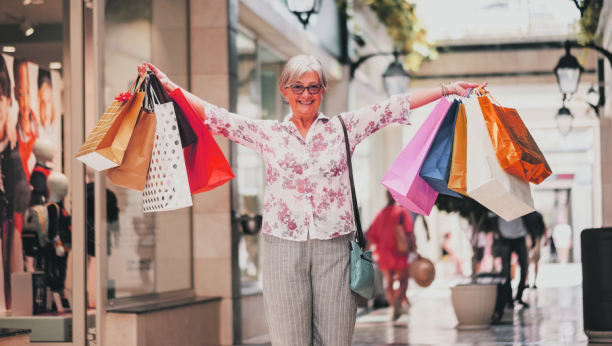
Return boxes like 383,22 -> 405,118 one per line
478,91 -> 551,184
382,98 -> 452,215
464,93 -> 534,221
143,88 -> 193,212
77,76 -> 146,170
448,102 -> 469,196
419,99 -> 462,198
105,86 -> 157,191
170,88 -> 235,194
148,72 -> 197,148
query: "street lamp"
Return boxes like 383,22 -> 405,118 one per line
286,0 -> 322,29
382,53 -> 411,96
556,100 -> 574,137
585,85 -> 601,116
350,51 -> 411,97
554,42 -> 584,95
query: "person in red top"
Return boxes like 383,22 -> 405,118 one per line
367,191 -> 415,320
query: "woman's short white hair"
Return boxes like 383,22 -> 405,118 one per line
278,55 -> 328,92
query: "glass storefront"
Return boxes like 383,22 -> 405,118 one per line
236,31 -> 286,288
0,0 -> 74,342
0,0 -> 193,343
103,0 -> 192,301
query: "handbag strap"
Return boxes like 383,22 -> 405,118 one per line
338,116 -> 366,250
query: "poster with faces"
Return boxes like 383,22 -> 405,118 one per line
1,54 -> 63,175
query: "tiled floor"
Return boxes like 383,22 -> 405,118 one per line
352,263 -> 588,346
241,263 -> 592,346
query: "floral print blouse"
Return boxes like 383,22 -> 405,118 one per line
203,93 -> 411,241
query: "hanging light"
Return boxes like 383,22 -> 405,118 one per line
20,20 -> 34,36
556,105 -> 574,137
286,0 -> 322,29
554,41 -> 583,95
382,53 -> 411,97
586,85 -> 599,108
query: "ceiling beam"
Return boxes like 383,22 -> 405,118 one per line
415,69 -> 596,80
437,40 -> 581,54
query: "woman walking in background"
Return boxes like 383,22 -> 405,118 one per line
368,191 -> 416,321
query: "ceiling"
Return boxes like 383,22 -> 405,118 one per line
0,0 -> 63,25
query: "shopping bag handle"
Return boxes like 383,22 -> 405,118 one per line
476,87 -> 502,107
127,74 -> 146,96
461,88 -> 472,98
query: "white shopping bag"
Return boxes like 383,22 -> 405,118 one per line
464,94 -> 534,221
142,89 -> 193,212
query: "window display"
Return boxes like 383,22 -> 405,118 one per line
0,53 -> 64,313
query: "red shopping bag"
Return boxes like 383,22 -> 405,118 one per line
170,88 -> 235,194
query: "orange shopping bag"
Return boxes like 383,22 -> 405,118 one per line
478,89 -> 551,185
170,88 -> 234,193
447,101 -> 469,196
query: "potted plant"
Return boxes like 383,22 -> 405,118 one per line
435,194 -> 498,330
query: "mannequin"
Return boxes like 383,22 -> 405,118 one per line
44,172 -> 71,308
30,138 -> 54,206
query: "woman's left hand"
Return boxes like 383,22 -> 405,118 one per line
448,81 -> 488,96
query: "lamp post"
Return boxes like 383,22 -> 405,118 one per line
552,40 -> 612,134
586,85 -> 600,116
351,51 -> 411,97
381,52 -> 411,97
554,41 -> 584,95
556,100 -> 574,137
286,0 -> 322,29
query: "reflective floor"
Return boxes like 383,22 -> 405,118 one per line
353,263 -> 588,346
240,263 -> 591,346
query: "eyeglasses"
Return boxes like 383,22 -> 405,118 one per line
287,84 -> 322,95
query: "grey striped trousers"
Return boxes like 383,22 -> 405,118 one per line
262,233 -> 358,346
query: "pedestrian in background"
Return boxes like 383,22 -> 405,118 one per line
523,211 -> 546,288
367,191 -> 415,321
498,216 -> 530,309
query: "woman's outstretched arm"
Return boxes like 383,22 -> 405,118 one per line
138,62 -> 272,154
409,81 -> 488,110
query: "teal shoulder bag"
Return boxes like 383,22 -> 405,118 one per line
339,116 -> 375,299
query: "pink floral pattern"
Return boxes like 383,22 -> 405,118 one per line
203,93 -> 411,241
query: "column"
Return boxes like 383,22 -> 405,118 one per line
190,0 -> 240,345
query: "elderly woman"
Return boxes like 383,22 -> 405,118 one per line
139,56 -> 484,345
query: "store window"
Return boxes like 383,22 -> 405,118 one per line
103,0 -> 192,301
236,33 -> 286,289
0,1 -> 73,342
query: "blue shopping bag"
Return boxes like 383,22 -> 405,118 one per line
419,99 -> 462,198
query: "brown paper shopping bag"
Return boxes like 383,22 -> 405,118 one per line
76,76 -> 145,171
105,108 -> 157,191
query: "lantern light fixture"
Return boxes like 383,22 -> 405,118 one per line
556,97 -> 574,137
285,0 -> 322,29
554,41 -> 584,95
382,52 -> 411,97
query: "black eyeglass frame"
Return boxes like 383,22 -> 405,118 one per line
286,84 -> 322,95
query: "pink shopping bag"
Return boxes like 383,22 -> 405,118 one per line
382,98 -> 452,215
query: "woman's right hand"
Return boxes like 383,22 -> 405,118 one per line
137,61 -> 177,93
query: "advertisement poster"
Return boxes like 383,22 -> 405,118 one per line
0,53 -> 64,310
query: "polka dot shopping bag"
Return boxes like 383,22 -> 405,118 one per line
142,88 -> 193,212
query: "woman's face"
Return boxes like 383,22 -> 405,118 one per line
281,70 -> 325,118
39,83 -> 53,127
14,63 -> 30,119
